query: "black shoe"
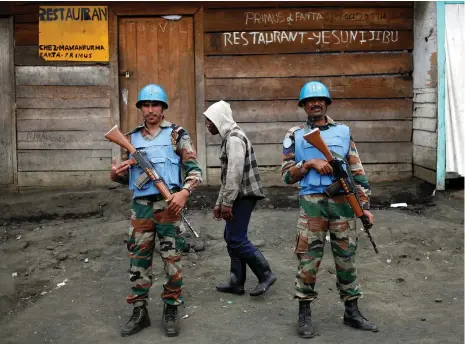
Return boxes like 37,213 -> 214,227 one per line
163,304 -> 180,337
246,249 -> 277,296
120,303 -> 151,337
297,301 -> 315,338
216,255 -> 246,295
343,299 -> 378,332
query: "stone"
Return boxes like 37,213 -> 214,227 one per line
188,253 -> 199,261
58,253 -> 68,261
193,240 -> 205,252
46,246 -> 55,251
435,298 -> 443,303
79,249 -> 88,254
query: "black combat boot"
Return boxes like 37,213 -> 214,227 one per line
163,303 -> 180,337
246,249 -> 277,296
120,302 -> 151,337
297,301 -> 315,338
343,299 -> 378,332
216,255 -> 246,295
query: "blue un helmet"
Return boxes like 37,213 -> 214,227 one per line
298,81 -> 332,107
136,84 -> 168,109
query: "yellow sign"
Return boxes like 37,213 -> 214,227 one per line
38,6 -> 109,62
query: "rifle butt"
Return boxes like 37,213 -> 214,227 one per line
105,125 -> 136,154
303,128 -> 334,162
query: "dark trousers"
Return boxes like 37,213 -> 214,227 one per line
224,197 -> 258,260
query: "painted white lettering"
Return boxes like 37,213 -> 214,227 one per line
360,31 -> 367,43
391,30 -> 399,43
350,31 -> 358,42
241,32 -> 249,45
223,33 -> 233,46
244,12 -> 254,25
250,32 -> 259,44
322,30 -> 330,44
332,30 -> 341,44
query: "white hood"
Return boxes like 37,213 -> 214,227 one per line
203,100 -> 239,140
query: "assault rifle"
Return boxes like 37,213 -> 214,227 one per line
104,125 -> 199,238
303,128 -> 378,254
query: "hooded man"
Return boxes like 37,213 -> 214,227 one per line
203,100 -> 277,297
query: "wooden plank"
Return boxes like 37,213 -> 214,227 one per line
17,131 -> 111,150
15,66 -> 110,86
17,108 -> 110,120
195,8 -> 207,182
206,76 -> 413,101
412,130 -> 436,148
16,86 -> 109,99
16,98 -> 110,109
205,30 -> 413,55
205,53 -> 412,78
206,142 -> 412,167
205,8 -> 413,32
413,117 -> 436,132
14,22 -> 37,46
413,145 -> 436,171
15,46 -> 106,66
0,18 -> 15,185
413,103 -> 436,118
206,99 -> 413,122
207,163 -> 412,186
206,120 -> 412,144
17,150 -> 111,171
111,2 -> 199,16
17,109 -> 111,132
204,2 -> 414,9
108,9 -> 121,164
18,171 -> 110,187
413,165 -> 436,185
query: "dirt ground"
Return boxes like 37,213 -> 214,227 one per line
0,178 -> 463,344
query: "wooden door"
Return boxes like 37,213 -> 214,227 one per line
118,17 -> 196,146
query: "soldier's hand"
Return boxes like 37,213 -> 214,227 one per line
307,159 -> 333,175
221,205 -> 233,221
110,158 -> 131,181
363,210 -> 374,224
167,189 -> 189,215
213,205 -> 222,221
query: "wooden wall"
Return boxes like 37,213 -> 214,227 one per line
203,2 -> 414,186
7,1 -> 416,188
12,3 -> 112,187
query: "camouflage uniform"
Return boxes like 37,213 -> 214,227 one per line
120,119 -> 202,306
282,116 -> 371,302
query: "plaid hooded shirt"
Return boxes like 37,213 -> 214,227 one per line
204,101 -> 265,207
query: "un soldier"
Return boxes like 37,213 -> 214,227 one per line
281,81 -> 378,338
110,84 -> 202,337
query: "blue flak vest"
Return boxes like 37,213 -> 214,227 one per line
295,124 -> 350,196
128,127 -> 181,199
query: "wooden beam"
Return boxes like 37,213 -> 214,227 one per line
207,163 -> 412,186
16,85 -> 109,99
206,76 -> 413,101
205,8 -> 413,32
205,53 -> 413,78
194,8 -> 207,183
18,150 -> 112,171
16,97 -> 110,109
413,165 -> 436,185
18,171 -> 110,187
0,18 -> 15,185
205,30 -> 413,55
203,2 -> 414,9
17,131 -> 111,150
15,66 -> 110,86
206,120 -> 412,144
111,2 -> 200,16
108,9 -> 121,164
205,99 -> 413,122
206,142 -> 413,167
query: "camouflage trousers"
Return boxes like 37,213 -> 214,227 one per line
125,197 -> 183,306
294,194 -> 361,302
